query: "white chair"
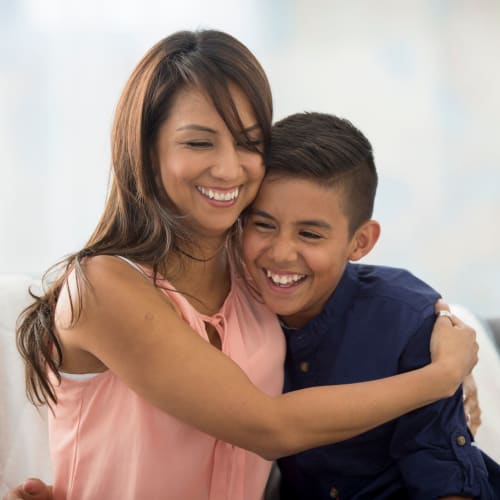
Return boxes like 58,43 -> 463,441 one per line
0,274 -> 52,496
451,304 -> 500,462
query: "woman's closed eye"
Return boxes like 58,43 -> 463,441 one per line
184,140 -> 213,149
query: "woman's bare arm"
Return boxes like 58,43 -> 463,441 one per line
56,256 -> 477,460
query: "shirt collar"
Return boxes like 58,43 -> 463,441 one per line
281,262 -> 360,343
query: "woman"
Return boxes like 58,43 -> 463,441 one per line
10,30 -> 477,500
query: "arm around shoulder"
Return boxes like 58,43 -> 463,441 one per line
54,257 -> 477,459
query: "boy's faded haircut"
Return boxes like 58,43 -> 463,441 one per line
265,112 -> 378,236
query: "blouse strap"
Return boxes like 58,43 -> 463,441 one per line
115,255 -> 150,280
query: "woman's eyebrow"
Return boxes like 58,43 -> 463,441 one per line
176,123 -> 259,134
176,124 -> 217,133
242,123 -> 260,133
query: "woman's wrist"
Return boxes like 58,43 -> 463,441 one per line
425,361 -> 461,400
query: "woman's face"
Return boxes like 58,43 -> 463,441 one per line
155,84 -> 265,240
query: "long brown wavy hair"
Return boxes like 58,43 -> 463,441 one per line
16,29 -> 273,408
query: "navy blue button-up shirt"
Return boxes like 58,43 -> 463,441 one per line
278,263 -> 499,499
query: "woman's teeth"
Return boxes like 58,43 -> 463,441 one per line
197,186 -> 240,201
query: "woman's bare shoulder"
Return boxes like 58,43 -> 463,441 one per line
55,255 -> 177,341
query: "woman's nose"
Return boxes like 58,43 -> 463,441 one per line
210,144 -> 242,181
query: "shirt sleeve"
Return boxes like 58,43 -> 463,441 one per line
390,313 -> 497,499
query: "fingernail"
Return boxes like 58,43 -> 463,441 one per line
23,479 -> 38,494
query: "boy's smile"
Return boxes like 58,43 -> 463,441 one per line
243,175 -> 363,328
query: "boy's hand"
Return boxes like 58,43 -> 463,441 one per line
463,374 -> 482,436
430,299 -> 478,393
2,479 -> 53,500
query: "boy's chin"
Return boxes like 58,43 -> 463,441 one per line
276,310 -> 300,325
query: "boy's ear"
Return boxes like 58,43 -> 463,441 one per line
348,220 -> 380,261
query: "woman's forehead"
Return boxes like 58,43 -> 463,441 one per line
168,83 -> 258,131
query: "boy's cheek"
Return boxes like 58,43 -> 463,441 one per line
241,233 -> 262,275
240,232 -> 253,266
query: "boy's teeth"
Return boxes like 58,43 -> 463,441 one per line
198,186 -> 239,201
266,269 -> 305,286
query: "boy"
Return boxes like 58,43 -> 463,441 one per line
242,112 -> 500,499
3,112 -> 494,500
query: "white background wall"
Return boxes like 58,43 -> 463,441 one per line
1,0 -> 499,318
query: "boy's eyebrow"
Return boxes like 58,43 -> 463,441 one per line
250,209 -> 332,230
249,209 -> 275,220
296,219 -> 332,230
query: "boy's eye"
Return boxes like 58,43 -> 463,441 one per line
253,220 -> 275,230
299,230 -> 322,240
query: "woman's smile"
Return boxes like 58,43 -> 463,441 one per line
155,84 -> 264,238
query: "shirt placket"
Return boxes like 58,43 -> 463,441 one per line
285,328 -> 320,389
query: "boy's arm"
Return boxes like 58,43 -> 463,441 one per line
390,312 -> 495,499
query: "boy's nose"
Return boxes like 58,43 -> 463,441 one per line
268,235 -> 297,263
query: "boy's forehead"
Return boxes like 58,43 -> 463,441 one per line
258,174 -> 343,199
253,174 -> 348,220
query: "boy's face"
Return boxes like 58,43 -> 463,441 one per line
243,175 -> 357,328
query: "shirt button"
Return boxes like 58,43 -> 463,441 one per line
329,486 -> 339,498
299,361 -> 310,373
456,435 -> 467,446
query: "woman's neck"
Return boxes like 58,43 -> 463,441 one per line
175,242 -> 225,264
164,244 -> 231,316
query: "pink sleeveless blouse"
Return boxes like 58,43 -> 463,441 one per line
49,261 -> 285,500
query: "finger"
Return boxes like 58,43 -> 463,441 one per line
465,404 -> 479,415
434,298 -> 451,313
463,383 -> 478,397
433,299 -> 471,329
449,314 -> 466,328
435,310 -> 457,326
433,299 -> 463,326
22,479 -> 51,499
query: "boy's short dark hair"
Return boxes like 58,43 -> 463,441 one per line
265,112 -> 378,235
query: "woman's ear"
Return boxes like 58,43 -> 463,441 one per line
348,220 -> 381,261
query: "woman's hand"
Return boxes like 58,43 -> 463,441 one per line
463,373 -> 482,435
2,479 -> 52,500
430,299 -> 478,396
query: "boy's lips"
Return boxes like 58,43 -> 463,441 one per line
264,268 -> 307,288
